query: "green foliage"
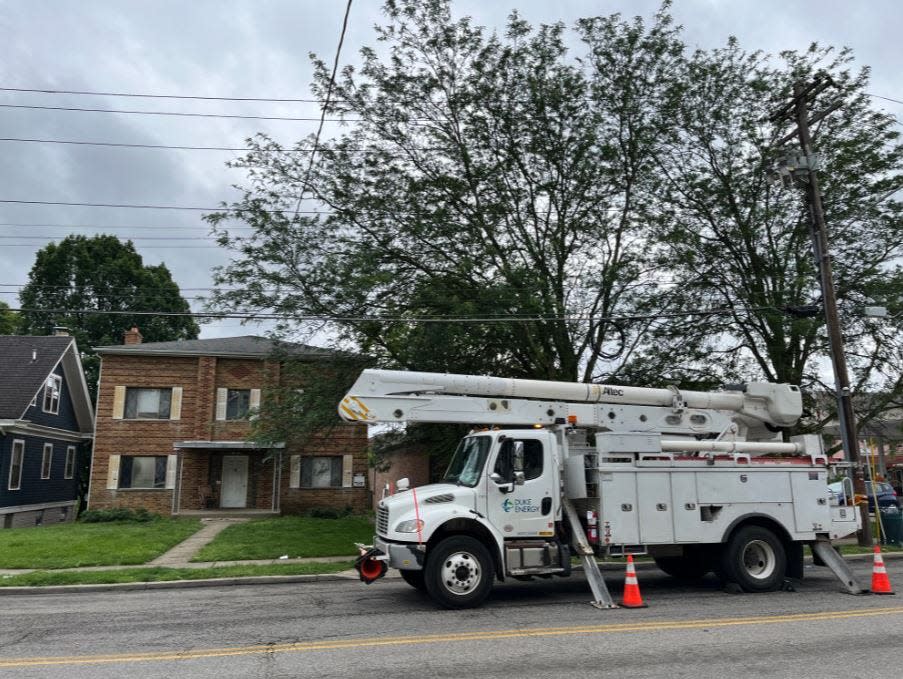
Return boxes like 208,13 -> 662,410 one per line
250,353 -> 373,450
18,235 -> 201,398
79,507 -> 158,523
305,506 -> 353,519
0,519 -> 202,569
209,0 -> 684,385
208,1 -> 903,447
0,300 -> 19,334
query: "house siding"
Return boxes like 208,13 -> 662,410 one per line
23,364 -> 77,428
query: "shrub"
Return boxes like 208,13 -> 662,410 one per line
305,506 -> 354,519
79,508 -> 159,523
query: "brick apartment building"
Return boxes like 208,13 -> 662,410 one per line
88,330 -> 369,516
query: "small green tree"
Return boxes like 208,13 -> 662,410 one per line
0,300 -> 19,335
19,235 -> 201,398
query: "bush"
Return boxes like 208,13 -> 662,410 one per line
305,506 -> 354,519
79,508 -> 160,523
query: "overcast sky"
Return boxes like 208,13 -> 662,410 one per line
2,0 -> 901,343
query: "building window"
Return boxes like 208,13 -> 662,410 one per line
41,443 -> 53,479
124,388 -> 172,419
226,389 -> 251,420
119,456 -> 168,489
43,374 -> 61,414
301,456 -> 343,488
65,446 -> 76,479
8,440 -> 24,490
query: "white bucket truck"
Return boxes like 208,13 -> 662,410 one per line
340,370 -> 863,609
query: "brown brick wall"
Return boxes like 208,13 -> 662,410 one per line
369,447 -> 431,510
280,423 -> 370,514
89,355 -> 198,512
89,351 -> 370,516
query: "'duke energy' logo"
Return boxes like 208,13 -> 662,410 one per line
501,498 -> 514,513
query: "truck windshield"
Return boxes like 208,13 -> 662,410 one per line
443,436 -> 491,487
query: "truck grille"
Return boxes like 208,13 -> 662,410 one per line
376,506 -> 389,535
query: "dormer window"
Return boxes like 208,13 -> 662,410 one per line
43,374 -> 62,414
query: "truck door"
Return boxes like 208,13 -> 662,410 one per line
485,434 -> 556,538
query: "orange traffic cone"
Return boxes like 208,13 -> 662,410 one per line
620,555 -> 648,608
870,546 -> 895,595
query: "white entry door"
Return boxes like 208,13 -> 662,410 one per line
220,455 -> 249,508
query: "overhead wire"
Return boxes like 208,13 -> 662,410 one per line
3,305 -> 781,324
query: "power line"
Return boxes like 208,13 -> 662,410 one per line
0,244 -> 222,249
0,235 -> 215,241
6,84 -> 901,109
6,305 -> 779,324
0,199 -> 326,213
0,103 -> 354,122
294,0 -> 352,215
0,198 -> 631,215
0,222 -> 249,231
0,137 -> 447,153
867,93 -> 903,107
0,137 -> 300,152
0,86 -> 328,103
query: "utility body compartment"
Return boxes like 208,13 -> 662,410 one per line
574,455 -> 837,547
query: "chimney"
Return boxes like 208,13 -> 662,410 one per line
124,327 -> 143,345
52,326 -> 70,337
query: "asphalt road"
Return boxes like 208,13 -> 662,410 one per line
2,559 -> 902,679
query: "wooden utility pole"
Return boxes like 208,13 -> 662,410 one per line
771,78 -> 872,546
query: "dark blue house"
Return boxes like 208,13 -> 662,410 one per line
0,334 -> 94,528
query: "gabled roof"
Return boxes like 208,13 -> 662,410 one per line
94,335 -> 338,360
0,335 -> 94,431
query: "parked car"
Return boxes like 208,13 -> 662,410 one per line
828,480 -> 900,511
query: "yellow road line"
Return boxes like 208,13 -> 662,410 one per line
2,606 -> 902,668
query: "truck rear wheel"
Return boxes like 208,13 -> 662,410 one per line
721,525 -> 786,592
424,536 -> 494,609
399,569 -> 426,591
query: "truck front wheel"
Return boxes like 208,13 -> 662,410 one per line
721,525 -> 786,592
424,536 -> 494,609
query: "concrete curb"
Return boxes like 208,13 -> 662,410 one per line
1,550 -> 899,596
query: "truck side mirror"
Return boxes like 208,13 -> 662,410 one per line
490,472 -> 514,493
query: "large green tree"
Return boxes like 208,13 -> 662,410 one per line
209,0 -> 685,384
630,42 -> 903,429
19,235 -> 201,397
209,1 -> 903,463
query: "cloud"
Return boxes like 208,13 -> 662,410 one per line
1,0 -> 899,340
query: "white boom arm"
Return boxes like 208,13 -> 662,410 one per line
339,369 -> 802,433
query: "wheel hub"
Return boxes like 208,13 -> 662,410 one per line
441,551 -> 481,595
742,539 -> 776,580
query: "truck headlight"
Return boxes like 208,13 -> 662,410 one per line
395,519 -> 424,533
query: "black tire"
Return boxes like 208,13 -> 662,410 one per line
424,536 -> 494,609
399,568 -> 427,591
720,525 -> 786,592
654,551 -> 711,580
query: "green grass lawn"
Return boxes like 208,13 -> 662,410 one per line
0,561 -> 355,587
0,519 -> 202,569
193,515 -> 374,562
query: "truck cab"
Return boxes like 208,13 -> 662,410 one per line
374,429 -> 567,607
